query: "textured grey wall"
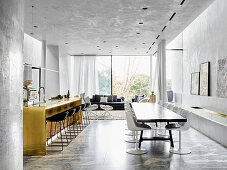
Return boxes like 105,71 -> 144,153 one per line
0,0 -> 24,169
182,0 -> 227,114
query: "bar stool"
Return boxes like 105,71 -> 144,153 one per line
46,111 -> 69,150
67,106 -> 81,134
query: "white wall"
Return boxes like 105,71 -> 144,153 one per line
59,46 -> 72,95
182,0 -> 227,114
23,34 -> 42,90
45,45 -> 60,99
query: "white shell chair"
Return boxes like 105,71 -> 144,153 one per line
124,102 -> 138,142
167,103 -> 174,110
84,96 -> 99,120
163,102 -> 169,108
125,109 -> 151,155
157,100 -> 163,106
165,109 -> 192,155
80,93 -> 86,103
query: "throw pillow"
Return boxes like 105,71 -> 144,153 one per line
112,95 -> 117,102
100,97 -> 107,102
105,95 -> 113,102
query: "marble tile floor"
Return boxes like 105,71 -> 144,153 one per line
24,120 -> 227,170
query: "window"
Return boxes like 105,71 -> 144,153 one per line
96,56 -> 111,95
112,56 -> 150,100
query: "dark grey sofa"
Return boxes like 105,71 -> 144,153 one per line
90,94 -> 124,110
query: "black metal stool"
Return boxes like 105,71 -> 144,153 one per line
66,106 -> 82,134
46,111 -> 69,150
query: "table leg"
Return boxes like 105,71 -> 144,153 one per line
139,130 -> 143,148
167,122 -> 174,148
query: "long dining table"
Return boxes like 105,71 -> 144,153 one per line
131,102 -> 187,148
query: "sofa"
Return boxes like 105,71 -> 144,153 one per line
90,94 -> 124,110
132,95 -> 147,102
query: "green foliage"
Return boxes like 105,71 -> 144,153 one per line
98,69 -> 111,94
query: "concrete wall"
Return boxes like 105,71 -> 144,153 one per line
0,0 -> 24,169
182,0 -> 227,114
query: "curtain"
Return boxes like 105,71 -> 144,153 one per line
71,56 -> 98,97
152,40 -> 166,103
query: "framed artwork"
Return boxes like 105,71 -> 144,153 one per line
191,72 -> 200,95
199,62 -> 210,96
217,58 -> 227,98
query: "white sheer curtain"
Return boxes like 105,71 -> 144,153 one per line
152,40 -> 166,103
71,56 -> 98,97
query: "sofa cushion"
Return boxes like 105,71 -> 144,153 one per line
112,95 -> 117,102
94,94 -> 104,102
100,97 -> 107,102
104,95 -> 113,102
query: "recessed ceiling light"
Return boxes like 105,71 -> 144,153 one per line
156,35 -> 160,39
136,33 -> 140,34
139,22 -> 143,25
152,42 -> 155,45
115,46 -> 118,47
99,49 -> 101,50
103,41 -> 106,43
65,43 -> 68,44
142,43 -> 146,44
30,33 -> 34,35
97,45 -> 99,47
134,48 -> 137,50
142,7 -> 148,10
109,52 -> 111,53
33,25 -> 38,28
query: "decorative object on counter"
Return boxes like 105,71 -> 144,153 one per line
199,61 -> 210,96
50,95 -> 63,100
217,58 -> 227,98
67,90 -> 70,98
150,91 -> 156,103
191,72 -> 200,95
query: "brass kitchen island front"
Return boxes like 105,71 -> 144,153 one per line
23,98 -> 82,156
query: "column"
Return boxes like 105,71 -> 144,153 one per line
0,0 -> 24,169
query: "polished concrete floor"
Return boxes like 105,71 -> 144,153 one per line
24,120 -> 227,170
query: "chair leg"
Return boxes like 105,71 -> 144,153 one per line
169,131 -> 191,155
126,131 -> 147,155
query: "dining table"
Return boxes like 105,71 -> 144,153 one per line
131,102 -> 187,148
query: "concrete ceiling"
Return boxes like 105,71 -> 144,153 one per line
24,0 -> 213,55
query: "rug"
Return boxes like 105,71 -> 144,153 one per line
88,110 -> 126,120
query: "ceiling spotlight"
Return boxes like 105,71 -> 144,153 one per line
33,25 -> 38,28
99,49 -> 101,50
139,22 -> 143,25
142,7 -> 148,10
152,42 -> 155,45
136,33 -> 140,34
115,46 -> 118,47
30,32 -> 34,35
103,41 -> 106,43
142,43 -> 146,44
156,35 -> 160,39
65,43 -> 68,45
97,45 -> 99,47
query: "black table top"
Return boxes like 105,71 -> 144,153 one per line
131,103 -> 187,123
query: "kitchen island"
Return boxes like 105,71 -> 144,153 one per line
23,98 -> 82,156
